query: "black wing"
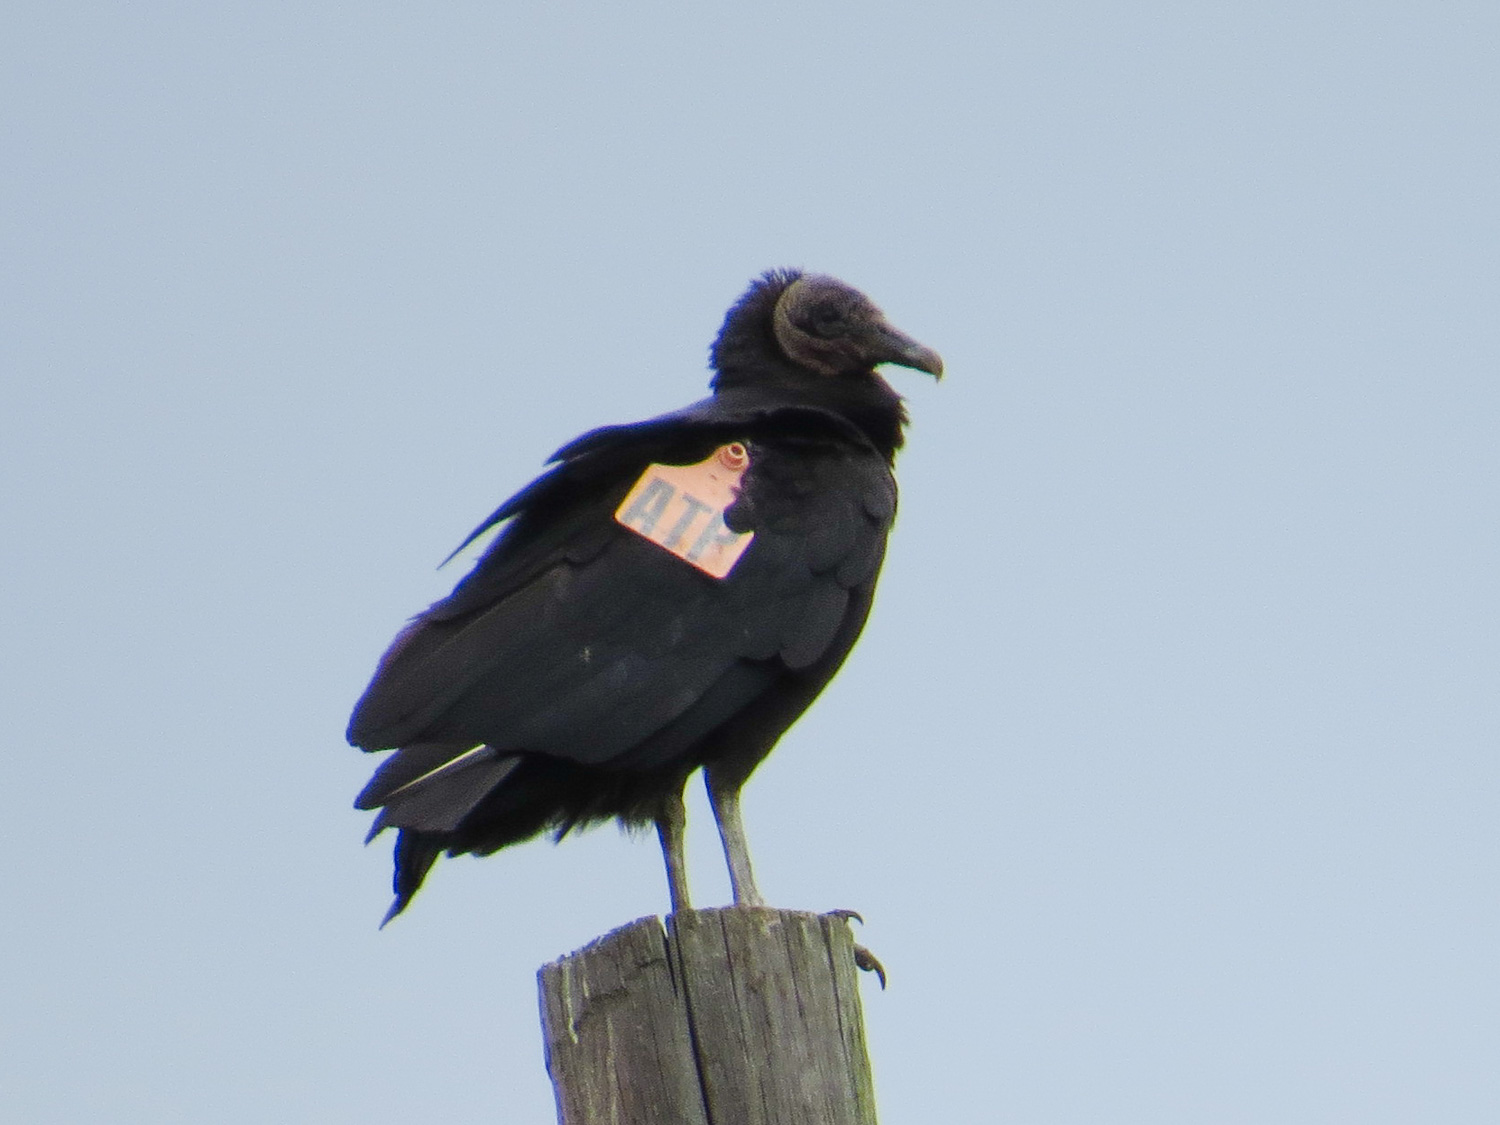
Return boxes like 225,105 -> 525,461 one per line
347,397 -> 896,832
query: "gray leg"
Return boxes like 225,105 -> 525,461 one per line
705,769 -> 764,907
655,789 -> 692,915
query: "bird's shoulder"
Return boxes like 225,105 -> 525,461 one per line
432,391 -> 893,617
348,395 -> 898,753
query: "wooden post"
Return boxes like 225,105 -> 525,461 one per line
538,907 -> 878,1125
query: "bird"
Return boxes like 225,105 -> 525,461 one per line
348,269 -> 941,924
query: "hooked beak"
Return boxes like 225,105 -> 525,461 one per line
871,324 -> 944,380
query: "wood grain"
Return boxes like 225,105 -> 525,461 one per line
539,908 -> 877,1124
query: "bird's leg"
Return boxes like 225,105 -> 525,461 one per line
705,767 -> 764,907
654,788 -> 692,915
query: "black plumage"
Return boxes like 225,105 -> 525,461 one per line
348,269 -> 941,922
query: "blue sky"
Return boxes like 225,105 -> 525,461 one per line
5,4 -> 1498,1122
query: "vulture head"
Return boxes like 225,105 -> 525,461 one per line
711,270 -> 943,385
771,273 -> 944,379
708,269 -> 941,457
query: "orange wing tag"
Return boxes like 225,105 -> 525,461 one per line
615,443 -> 754,578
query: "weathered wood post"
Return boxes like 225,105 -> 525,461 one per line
538,907 -> 878,1125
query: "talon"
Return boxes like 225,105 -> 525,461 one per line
853,944 -> 887,989
823,910 -> 884,986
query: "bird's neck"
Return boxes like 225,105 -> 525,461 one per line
711,360 -> 908,461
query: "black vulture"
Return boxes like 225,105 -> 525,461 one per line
349,269 -> 941,923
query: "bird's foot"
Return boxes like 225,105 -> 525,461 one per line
853,945 -> 888,989
824,909 -> 887,989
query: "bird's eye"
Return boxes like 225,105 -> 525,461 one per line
806,304 -> 844,337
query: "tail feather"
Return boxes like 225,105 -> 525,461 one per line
357,742 -> 489,809
380,830 -> 445,926
359,744 -> 521,839
359,744 -> 524,924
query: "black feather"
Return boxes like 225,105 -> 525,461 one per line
348,270 -> 939,920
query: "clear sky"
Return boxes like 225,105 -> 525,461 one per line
5,4 -> 1498,1122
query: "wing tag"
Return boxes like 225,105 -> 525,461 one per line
615,443 -> 754,578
